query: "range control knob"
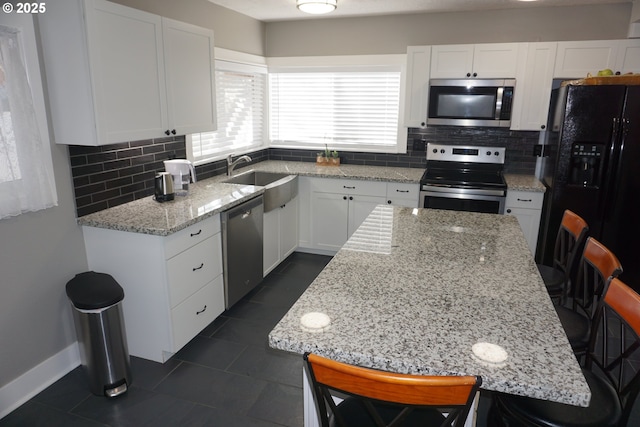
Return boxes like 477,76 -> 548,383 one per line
440,149 -> 445,154
494,151 -> 500,156
486,151 -> 491,156
433,148 -> 438,153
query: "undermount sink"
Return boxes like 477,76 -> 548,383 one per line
223,170 -> 298,212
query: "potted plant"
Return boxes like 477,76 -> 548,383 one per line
316,151 -> 327,164
317,144 -> 340,166
330,150 -> 340,166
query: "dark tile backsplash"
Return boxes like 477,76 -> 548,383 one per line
70,136 -> 187,217
70,127 -> 539,217
409,126 -> 540,175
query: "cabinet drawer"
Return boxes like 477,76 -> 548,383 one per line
386,183 -> 419,201
171,276 -> 224,351
505,191 -> 544,209
167,233 -> 222,307
310,178 -> 386,196
164,215 -> 220,259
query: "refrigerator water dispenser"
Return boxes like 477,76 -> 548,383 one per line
569,143 -> 604,188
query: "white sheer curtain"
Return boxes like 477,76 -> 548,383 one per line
0,25 -> 57,219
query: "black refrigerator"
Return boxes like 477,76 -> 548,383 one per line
538,84 -> 640,292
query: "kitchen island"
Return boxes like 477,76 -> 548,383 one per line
76,159 -> 546,364
268,206 -> 590,425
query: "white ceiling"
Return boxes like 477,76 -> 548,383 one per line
207,0 -> 630,22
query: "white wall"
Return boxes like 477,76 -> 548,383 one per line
0,14 -> 88,415
111,0 -> 266,56
632,0 -> 640,21
265,3 -> 633,56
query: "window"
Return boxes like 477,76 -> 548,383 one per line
268,56 -> 405,154
188,60 -> 267,165
0,22 -> 57,219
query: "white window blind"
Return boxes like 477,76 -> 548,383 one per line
269,70 -> 401,151
189,61 -> 266,165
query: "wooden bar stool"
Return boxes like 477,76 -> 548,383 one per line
490,277 -> 640,427
537,210 -> 589,304
304,352 -> 481,427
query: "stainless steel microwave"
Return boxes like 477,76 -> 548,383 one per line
427,78 -> 515,128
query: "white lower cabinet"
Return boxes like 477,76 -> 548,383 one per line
386,182 -> 419,207
264,196 -> 299,276
171,276 -> 223,351
308,178 -> 387,252
82,215 -> 224,362
505,191 -> 544,255
299,178 -> 419,253
311,192 -> 350,252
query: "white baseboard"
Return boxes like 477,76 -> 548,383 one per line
0,343 -> 80,419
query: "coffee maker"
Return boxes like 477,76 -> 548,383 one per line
163,159 -> 196,196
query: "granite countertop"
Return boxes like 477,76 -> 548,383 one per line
504,174 -> 546,192
239,160 -> 425,183
76,161 -> 423,236
77,181 -> 265,236
268,207 -> 590,407
77,160 -> 543,235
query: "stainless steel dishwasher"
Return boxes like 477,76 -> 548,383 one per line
221,195 -> 264,309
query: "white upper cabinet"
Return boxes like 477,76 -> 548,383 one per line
162,18 -> 216,136
430,44 -> 474,78
38,0 -> 216,146
615,39 -> 640,74
86,1 -> 168,144
510,42 -> 557,131
554,40 -> 640,78
430,43 -> 524,78
553,40 -> 618,78
403,46 -> 431,128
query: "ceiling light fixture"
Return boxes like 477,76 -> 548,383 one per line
297,0 -> 337,15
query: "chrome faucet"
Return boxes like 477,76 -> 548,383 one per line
227,154 -> 252,176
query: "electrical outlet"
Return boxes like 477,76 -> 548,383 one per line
413,138 -> 426,151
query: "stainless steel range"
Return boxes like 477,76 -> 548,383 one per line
419,143 -> 507,214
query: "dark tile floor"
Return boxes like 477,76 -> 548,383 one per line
1,251 -> 505,427
0,252 -> 331,427
13,250 -> 640,426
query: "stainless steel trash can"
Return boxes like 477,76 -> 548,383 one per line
66,271 -> 131,397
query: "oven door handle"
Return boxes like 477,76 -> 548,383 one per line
424,183 -> 453,188
421,185 -> 506,197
